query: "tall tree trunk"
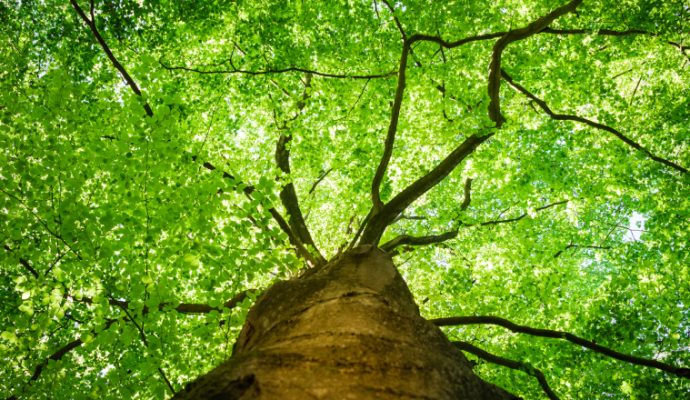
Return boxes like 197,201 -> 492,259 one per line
174,246 -> 518,399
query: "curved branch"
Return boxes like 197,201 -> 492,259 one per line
453,341 -> 560,400
501,70 -> 688,174
360,133 -> 492,246
487,0 -> 583,127
433,315 -> 690,379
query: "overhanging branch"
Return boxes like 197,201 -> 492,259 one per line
501,70 -> 688,174
433,315 -> 690,379
453,340 -> 560,400
487,0 -> 583,127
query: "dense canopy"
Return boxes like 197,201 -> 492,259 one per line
1,0 -> 689,399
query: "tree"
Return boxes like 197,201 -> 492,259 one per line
1,0 -> 689,398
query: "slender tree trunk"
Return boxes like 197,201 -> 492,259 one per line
174,246 -> 518,399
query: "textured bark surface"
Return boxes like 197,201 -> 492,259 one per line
174,246 -> 518,399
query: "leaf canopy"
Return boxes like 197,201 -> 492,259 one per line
1,0 -> 689,399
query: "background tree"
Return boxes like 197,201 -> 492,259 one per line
1,0 -> 689,398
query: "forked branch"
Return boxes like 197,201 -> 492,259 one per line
501,70 -> 688,174
433,315 -> 690,379
453,341 -> 560,400
487,0 -> 583,127
381,200 -> 567,253
361,133 -> 492,245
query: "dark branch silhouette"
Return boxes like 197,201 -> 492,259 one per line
70,0 -> 153,117
159,59 -> 397,80
361,133 -> 492,246
433,315 -> 690,379
453,341 -> 560,400
501,70 -> 688,174
370,41 -> 412,213
460,178 -> 473,212
553,244 -> 611,258
71,0 -> 320,263
380,0 -> 407,40
274,74 -> 326,265
487,0 -> 583,127
3,245 -> 39,278
381,200 -> 567,253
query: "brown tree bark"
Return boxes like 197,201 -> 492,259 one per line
174,246 -> 518,399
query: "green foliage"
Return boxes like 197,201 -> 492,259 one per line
1,0 -> 689,399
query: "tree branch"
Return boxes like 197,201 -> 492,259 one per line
433,315 -> 690,379
28,318 -> 117,384
360,133 -> 492,246
158,59 -> 396,80
487,0 -> 583,127
381,200 -> 566,253
3,245 -> 39,278
116,304 -> 176,395
380,0 -> 407,40
553,244 -> 611,258
73,0 -> 324,263
78,289 -> 255,315
501,70 -> 688,174
460,178 -> 473,211
370,41 -> 412,213
453,340 -> 560,400
274,74 -> 326,265
69,0 -> 153,117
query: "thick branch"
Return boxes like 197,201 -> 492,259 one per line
70,0 -> 153,117
433,315 -> 690,379
487,0 -> 583,127
501,70 -> 688,174
274,75 -> 326,265
460,178 -> 473,211
360,133 -> 492,245
453,341 -> 560,400
371,41 -> 412,212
